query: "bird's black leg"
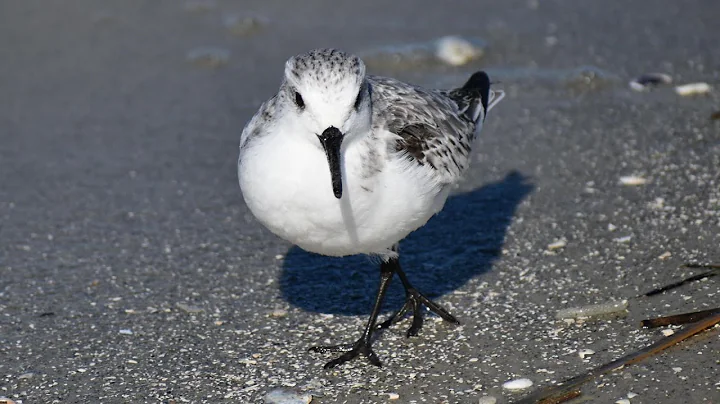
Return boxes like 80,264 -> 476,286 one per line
309,258 -> 395,368
378,247 -> 460,337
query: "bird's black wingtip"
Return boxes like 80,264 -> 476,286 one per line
462,71 -> 491,113
462,71 -> 490,91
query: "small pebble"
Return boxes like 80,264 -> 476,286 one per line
658,251 -> 671,260
661,329 -> 675,337
710,110 -> 720,120
629,73 -> 672,91
547,239 -> 567,250
616,399 -> 630,404
264,388 -> 312,404
127,359 -> 138,364
578,349 -> 595,359
119,329 -> 133,335
672,367 -> 682,373
619,175 -> 647,185
434,36 -> 484,66
270,309 -> 288,318
223,14 -> 266,36
359,36 -> 484,70
387,392 -> 400,400
478,396 -> 498,404
187,47 -> 230,68
675,82 -> 711,96
502,378 -> 533,390
627,392 -> 638,399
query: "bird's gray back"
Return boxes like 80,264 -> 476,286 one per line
368,75 -> 480,184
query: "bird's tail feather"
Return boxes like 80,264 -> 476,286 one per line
487,89 -> 505,112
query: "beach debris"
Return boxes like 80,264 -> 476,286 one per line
619,175 -> 647,185
503,378 -> 534,390
270,308 -> 288,318
223,14 -> 266,36
578,349 -> 595,359
615,399 -> 630,404
556,300 -> 628,320
661,329 -> 675,336
674,82 -> 711,96
547,239 -> 567,250
613,235 -> 633,243
359,36 -> 485,70
641,307 -> 720,328
517,311 -> 720,403
176,302 -> 204,313
387,392 -> 400,400
119,329 -> 133,335
186,47 -> 230,68
658,251 -> 672,260
18,372 -> 35,380
629,73 -> 672,91
264,388 -> 312,404
627,392 -> 638,399
0,398 -> 17,404
478,396 -> 498,404
643,264 -> 719,297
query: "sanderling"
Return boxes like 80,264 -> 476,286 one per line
238,48 -> 504,368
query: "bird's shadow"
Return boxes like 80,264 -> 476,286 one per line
279,171 -> 534,315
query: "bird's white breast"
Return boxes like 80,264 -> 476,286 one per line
238,130 -> 448,257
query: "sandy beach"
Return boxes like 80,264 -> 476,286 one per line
1,0 -> 718,402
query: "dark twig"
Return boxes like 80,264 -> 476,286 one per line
681,263 -> 720,269
643,265 -> 718,297
538,389 -> 582,404
515,312 -> 720,404
641,307 -> 720,328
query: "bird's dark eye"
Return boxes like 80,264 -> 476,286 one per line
294,91 -> 305,109
353,88 -> 363,111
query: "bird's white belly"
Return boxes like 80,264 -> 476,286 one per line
239,135 -> 446,257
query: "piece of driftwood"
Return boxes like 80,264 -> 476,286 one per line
515,312 -> 720,404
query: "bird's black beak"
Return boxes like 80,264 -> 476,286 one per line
317,126 -> 344,199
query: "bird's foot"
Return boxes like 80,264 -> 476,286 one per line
309,338 -> 381,369
378,287 -> 459,337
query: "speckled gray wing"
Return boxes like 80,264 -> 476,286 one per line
239,95 -> 279,151
369,75 -> 482,184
